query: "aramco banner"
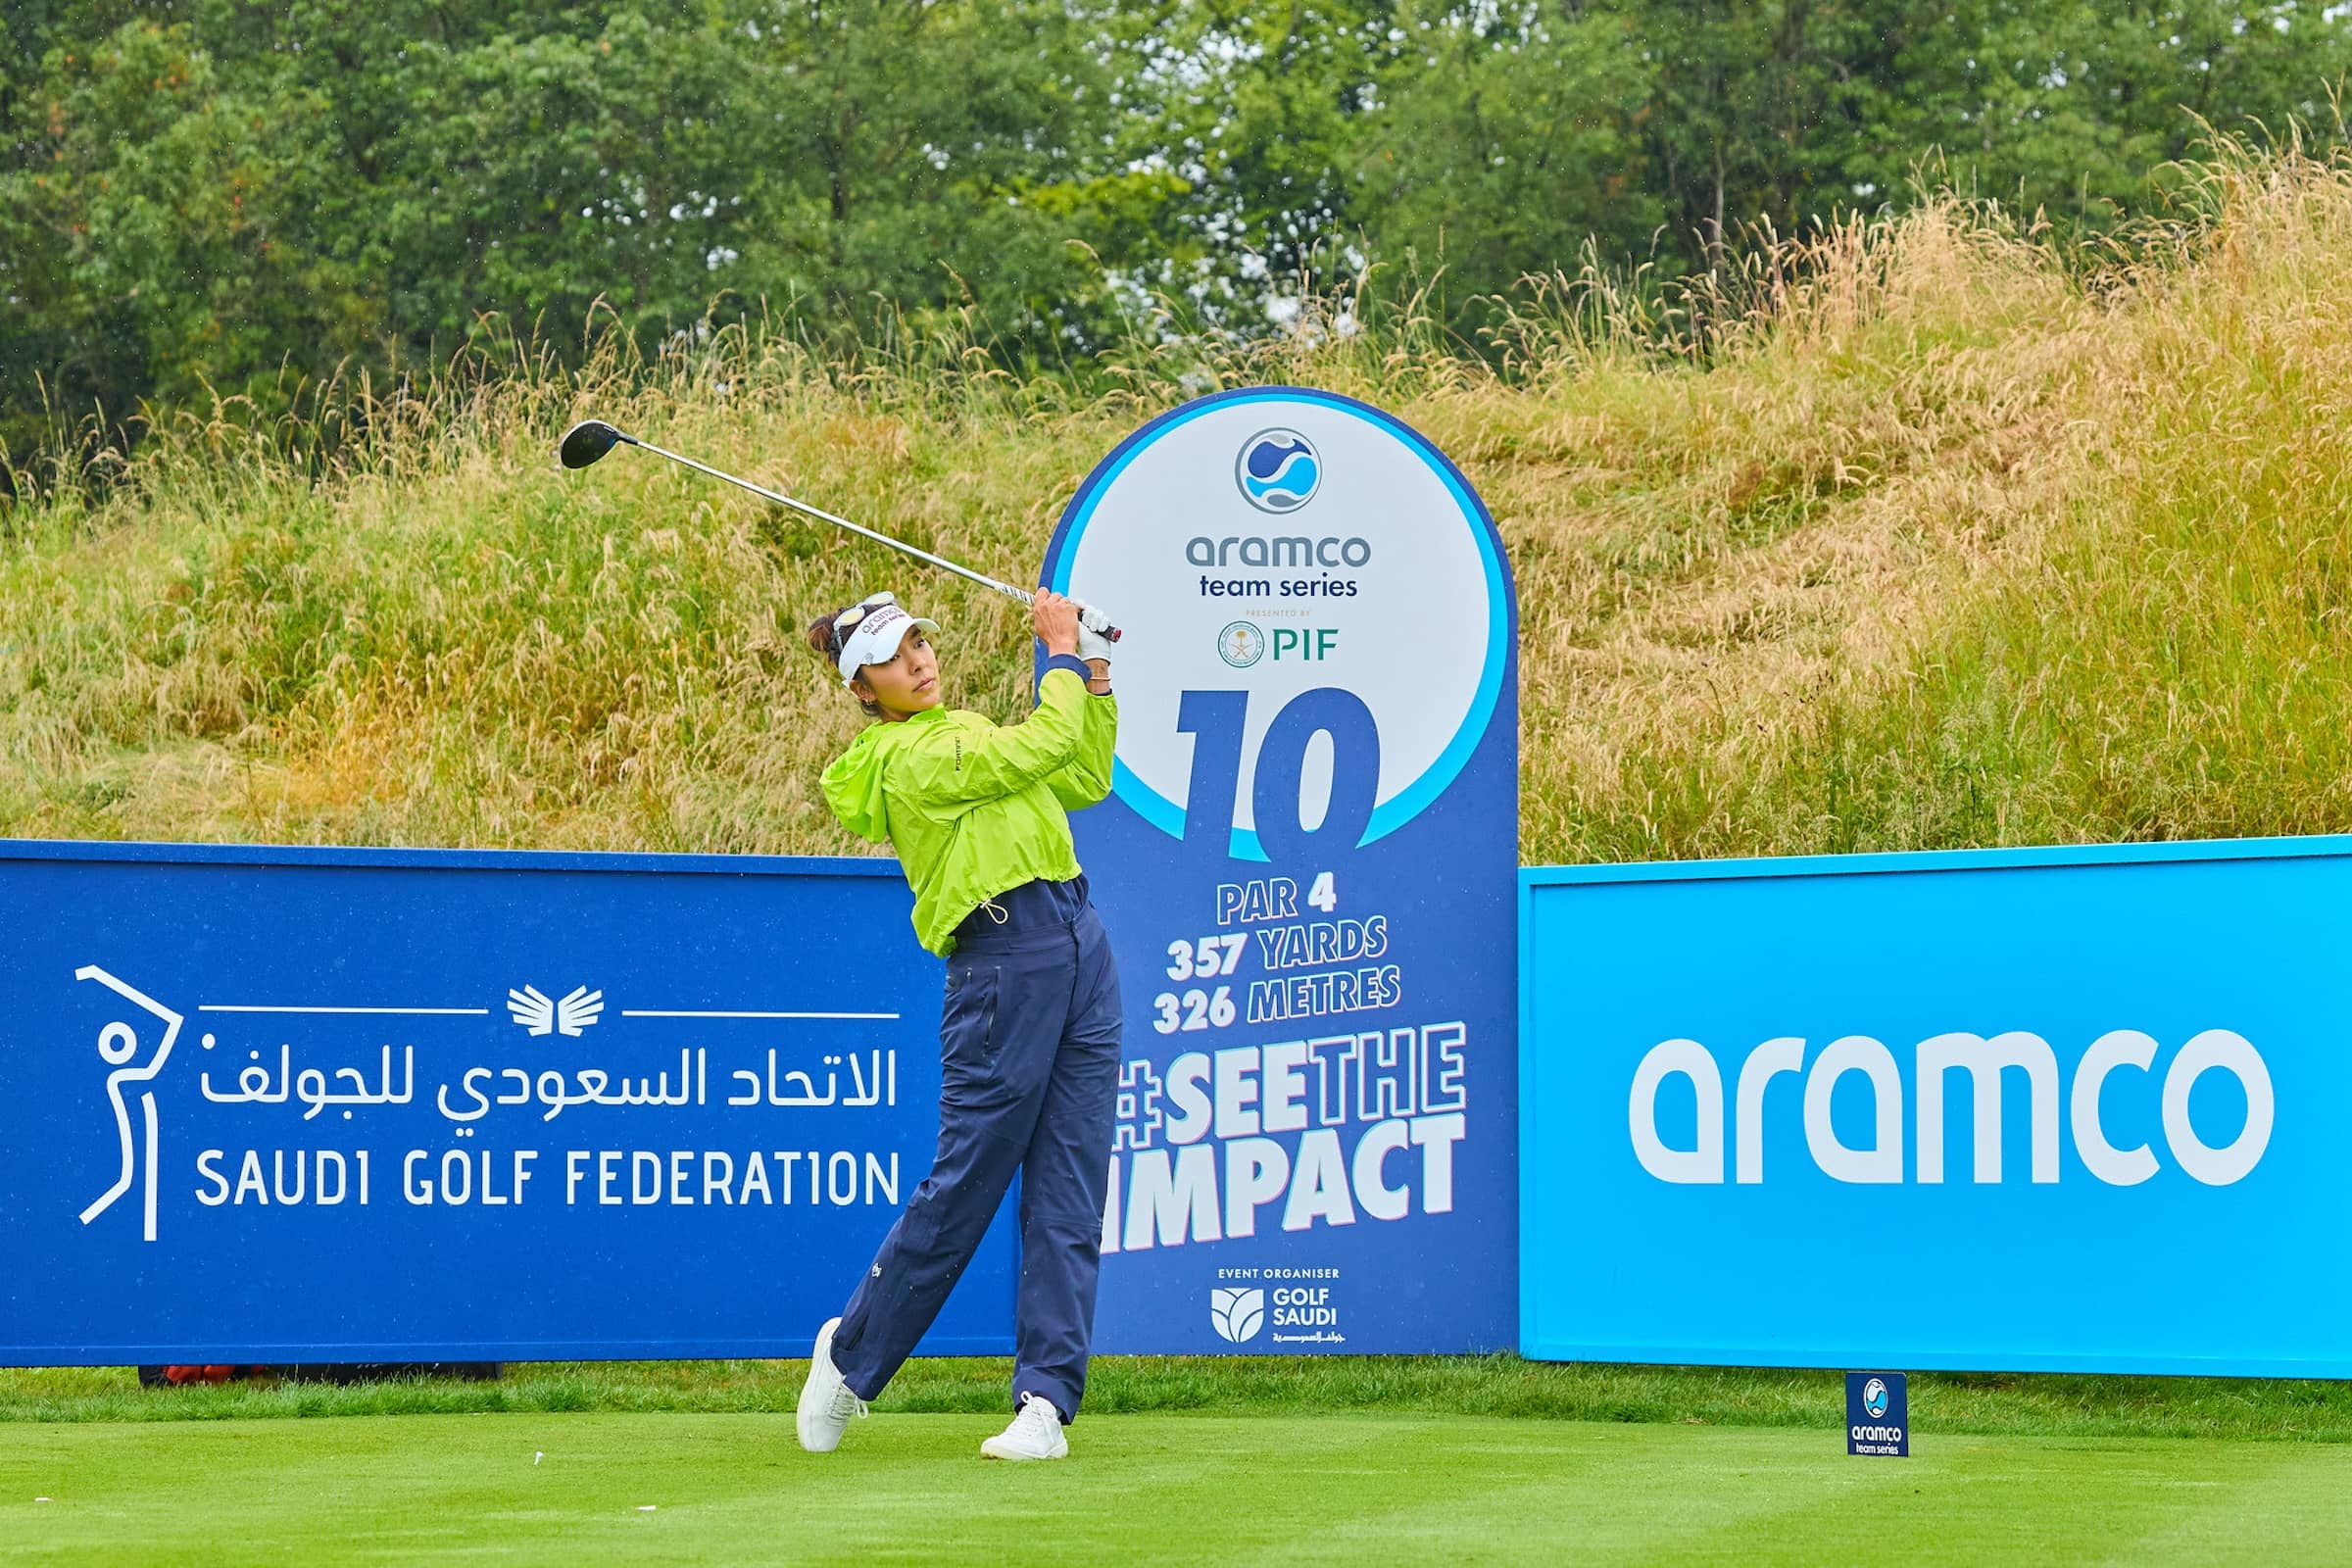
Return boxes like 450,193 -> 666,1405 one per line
0,841 -> 1014,1365
1045,386 -> 1521,1353
1520,834 -> 2352,1376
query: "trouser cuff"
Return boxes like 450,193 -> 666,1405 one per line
1014,1379 -> 1081,1423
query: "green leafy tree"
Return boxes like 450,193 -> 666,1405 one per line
0,17 -> 377,464
381,7 -> 751,348
1854,1 -> 2352,228
720,0 -> 1187,353
1351,3 -> 1662,311
7,0 -> 2352,475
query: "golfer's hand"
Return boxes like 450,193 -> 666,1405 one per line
1032,589 -> 1081,657
1075,604 -> 1116,662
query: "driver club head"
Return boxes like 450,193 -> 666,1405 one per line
557,418 -> 628,469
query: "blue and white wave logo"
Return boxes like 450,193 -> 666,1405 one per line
1235,428 -> 1321,514
1210,1287 -> 1265,1343
1863,1378 -> 1889,1420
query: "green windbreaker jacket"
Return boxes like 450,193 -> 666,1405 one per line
819,660 -> 1118,956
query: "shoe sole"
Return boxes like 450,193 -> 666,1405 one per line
980,1437 -> 1068,1461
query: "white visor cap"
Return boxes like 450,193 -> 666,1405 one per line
833,592 -> 940,688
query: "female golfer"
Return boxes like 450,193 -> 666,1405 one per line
795,586 -> 1121,1462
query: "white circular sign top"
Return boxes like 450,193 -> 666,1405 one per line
1048,389 -> 1508,857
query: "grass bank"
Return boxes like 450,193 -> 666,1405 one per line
4,140 -> 2349,863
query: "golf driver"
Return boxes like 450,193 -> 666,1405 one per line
556,419 -> 1119,641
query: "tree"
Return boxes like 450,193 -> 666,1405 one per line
1352,2 -> 1662,311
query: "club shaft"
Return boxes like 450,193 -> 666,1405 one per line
623,435 -> 1035,606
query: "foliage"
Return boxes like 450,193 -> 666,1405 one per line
3,139 -> 2351,867
7,2 -> 2352,474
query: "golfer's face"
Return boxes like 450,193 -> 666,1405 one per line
860,632 -> 941,714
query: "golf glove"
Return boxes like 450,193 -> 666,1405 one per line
1076,603 -> 1117,662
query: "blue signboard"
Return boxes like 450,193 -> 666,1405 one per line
1846,1372 -> 1908,1456
1521,835 -> 2352,1376
0,840 -> 1013,1365
1043,387 -> 1520,1353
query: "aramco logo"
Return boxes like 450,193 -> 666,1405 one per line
1235,429 -> 1320,514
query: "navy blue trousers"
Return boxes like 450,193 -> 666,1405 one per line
830,877 -> 1121,1422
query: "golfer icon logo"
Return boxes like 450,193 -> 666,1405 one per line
1210,1287 -> 1265,1344
75,965 -> 184,1244
1864,1378 -> 1890,1420
1234,429 -> 1321,514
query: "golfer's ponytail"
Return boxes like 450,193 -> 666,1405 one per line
808,605 -> 883,716
806,609 -> 852,663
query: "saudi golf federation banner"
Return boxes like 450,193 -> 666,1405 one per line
0,841 -> 1015,1364
1521,835 -> 2352,1376
1041,386 -> 1519,1352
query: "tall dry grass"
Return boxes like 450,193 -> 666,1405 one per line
4,140 -> 2349,862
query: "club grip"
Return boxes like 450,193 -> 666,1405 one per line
1073,601 -> 1123,644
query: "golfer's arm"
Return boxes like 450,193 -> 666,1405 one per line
896,666 -> 1092,804
1046,681 -> 1117,809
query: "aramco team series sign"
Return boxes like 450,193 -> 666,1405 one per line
1044,387 -> 1521,1353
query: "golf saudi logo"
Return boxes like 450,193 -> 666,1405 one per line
1864,1378 -> 1889,1420
1210,1287 -> 1266,1344
1234,429 -> 1320,513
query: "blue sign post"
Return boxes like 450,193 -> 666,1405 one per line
0,840 -> 1013,1365
1846,1372 -> 1909,1456
1043,387 -> 1520,1353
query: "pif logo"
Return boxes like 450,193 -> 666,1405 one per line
1273,627 -> 1339,662
1216,623 -> 1339,666
1210,1287 -> 1265,1343
1235,430 -> 1321,514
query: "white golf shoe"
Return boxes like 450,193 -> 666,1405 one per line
795,1317 -> 867,1453
980,1393 -> 1068,1461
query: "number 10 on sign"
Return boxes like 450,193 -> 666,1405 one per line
1177,689 -> 1379,859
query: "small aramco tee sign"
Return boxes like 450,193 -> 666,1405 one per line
1846,1371 -> 1909,1457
